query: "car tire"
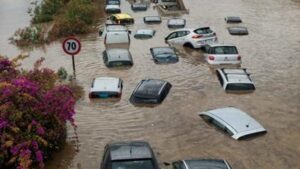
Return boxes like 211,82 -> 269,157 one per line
183,43 -> 194,49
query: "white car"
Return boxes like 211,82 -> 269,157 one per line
216,68 -> 255,91
89,77 -> 123,98
204,44 -> 241,65
199,107 -> 267,140
165,27 -> 217,48
105,5 -> 121,14
101,25 -> 130,48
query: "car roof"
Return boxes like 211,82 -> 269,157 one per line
105,48 -> 132,62
183,159 -> 229,169
219,68 -> 253,84
208,43 -> 236,47
168,18 -> 186,25
151,47 -> 175,55
135,29 -> 155,36
133,79 -> 168,98
199,107 -> 267,140
106,25 -> 128,32
132,3 -> 147,7
91,77 -> 120,92
105,5 -> 120,9
108,141 -> 153,161
112,13 -> 133,19
144,16 -> 161,21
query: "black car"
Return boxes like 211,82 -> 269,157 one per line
144,16 -> 162,24
131,3 -> 148,11
100,141 -> 160,169
150,47 -> 178,64
172,159 -> 232,169
228,27 -> 248,35
130,79 -> 172,104
225,16 -> 242,23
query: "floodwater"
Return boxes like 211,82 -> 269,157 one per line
1,0 -> 300,169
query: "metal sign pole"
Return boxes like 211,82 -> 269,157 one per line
72,55 -> 76,79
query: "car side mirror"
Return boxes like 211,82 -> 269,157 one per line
99,30 -> 103,36
128,30 -> 132,34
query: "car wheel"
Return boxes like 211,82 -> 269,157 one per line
183,43 -> 194,49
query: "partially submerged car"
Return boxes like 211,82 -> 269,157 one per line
144,16 -> 162,24
204,44 -> 241,65
225,16 -> 242,23
105,5 -> 121,14
216,68 -> 255,91
134,29 -> 156,39
130,79 -> 172,104
171,159 -> 232,169
100,141 -> 160,169
89,77 -> 123,98
102,24 -> 131,48
103,48 -> 133,67
199,107 -> 267,140
109,13 -> 134,25
150,47 -> 178,64
167,18 -> 186,29
165,27 -> 217,48
131,3 -> 148,11
228,27 -> 249,35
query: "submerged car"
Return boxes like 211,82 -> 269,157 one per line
102,24 -> 131,47
103,48 -> 133,67
130,79 -> 172,104
100,141 -> 160,169
225,16 -> 242,23
199,107 -> 267,140
216,68 -> 255,91
165,27 -> 217,48
144,16 -> 162,24
134,29 -> 156,39
204,44 -> 241,65
167,18 -> 186,28
105,5 -> 121,14
131,3 -> 148,11
150,47 -> 178,64
171,159 -> 232,169
89,77 -> 123,98
228,27 -> 248,35
109,13 -> 134,25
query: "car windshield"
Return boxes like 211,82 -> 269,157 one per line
226,83 -> 255,90
109,61 -> 132,66
212,46 -> 238,54
112,159 -> 154,169
186,160 -> 228,169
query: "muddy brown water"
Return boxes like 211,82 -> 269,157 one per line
1,0 -> 300,169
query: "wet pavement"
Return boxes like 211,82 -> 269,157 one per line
0,0 -> 300,169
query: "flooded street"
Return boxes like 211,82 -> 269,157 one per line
1,0 -> 300,169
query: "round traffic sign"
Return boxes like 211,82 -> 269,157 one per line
62,37 -> 81,55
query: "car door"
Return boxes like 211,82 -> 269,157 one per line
165,31 -> 189,45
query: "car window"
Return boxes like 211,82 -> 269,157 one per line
173,162 -> 182,169
212,46 -> 238,54
167,32 -> 178,40
112,160 -> 154,169
177,31 -> 189,38
212,119 -> 226,130
194,27 -> 213,34
226,83 -> 255,90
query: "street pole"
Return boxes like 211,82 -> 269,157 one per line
72,55 -> 76,79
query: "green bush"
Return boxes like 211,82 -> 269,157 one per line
32,0 -> 64,24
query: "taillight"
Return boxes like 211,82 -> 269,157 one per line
192,34 -> 203,39
208,56 -> 215,61
237,55 -> 241,60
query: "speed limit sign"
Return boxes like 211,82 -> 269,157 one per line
62,37 -> 81,55
62,36 -> 81,79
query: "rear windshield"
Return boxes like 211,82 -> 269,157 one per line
112,159 -> 154,169
119,19 -> 134,25
90,92 -> 118,98
211,46 -> 238,54
226,83 -> 255,91
109,61 -> 132,67
194,27 -> 213,34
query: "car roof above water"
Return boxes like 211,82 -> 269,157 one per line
91,77 -> 120,92
106,24 -> 128,32
133,79 -> 168,97
105,48 -> 132,61
108,141 -> 153,160
184,159 -> 230,169
219,68 -> 253,84
199,107 -> 267,139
